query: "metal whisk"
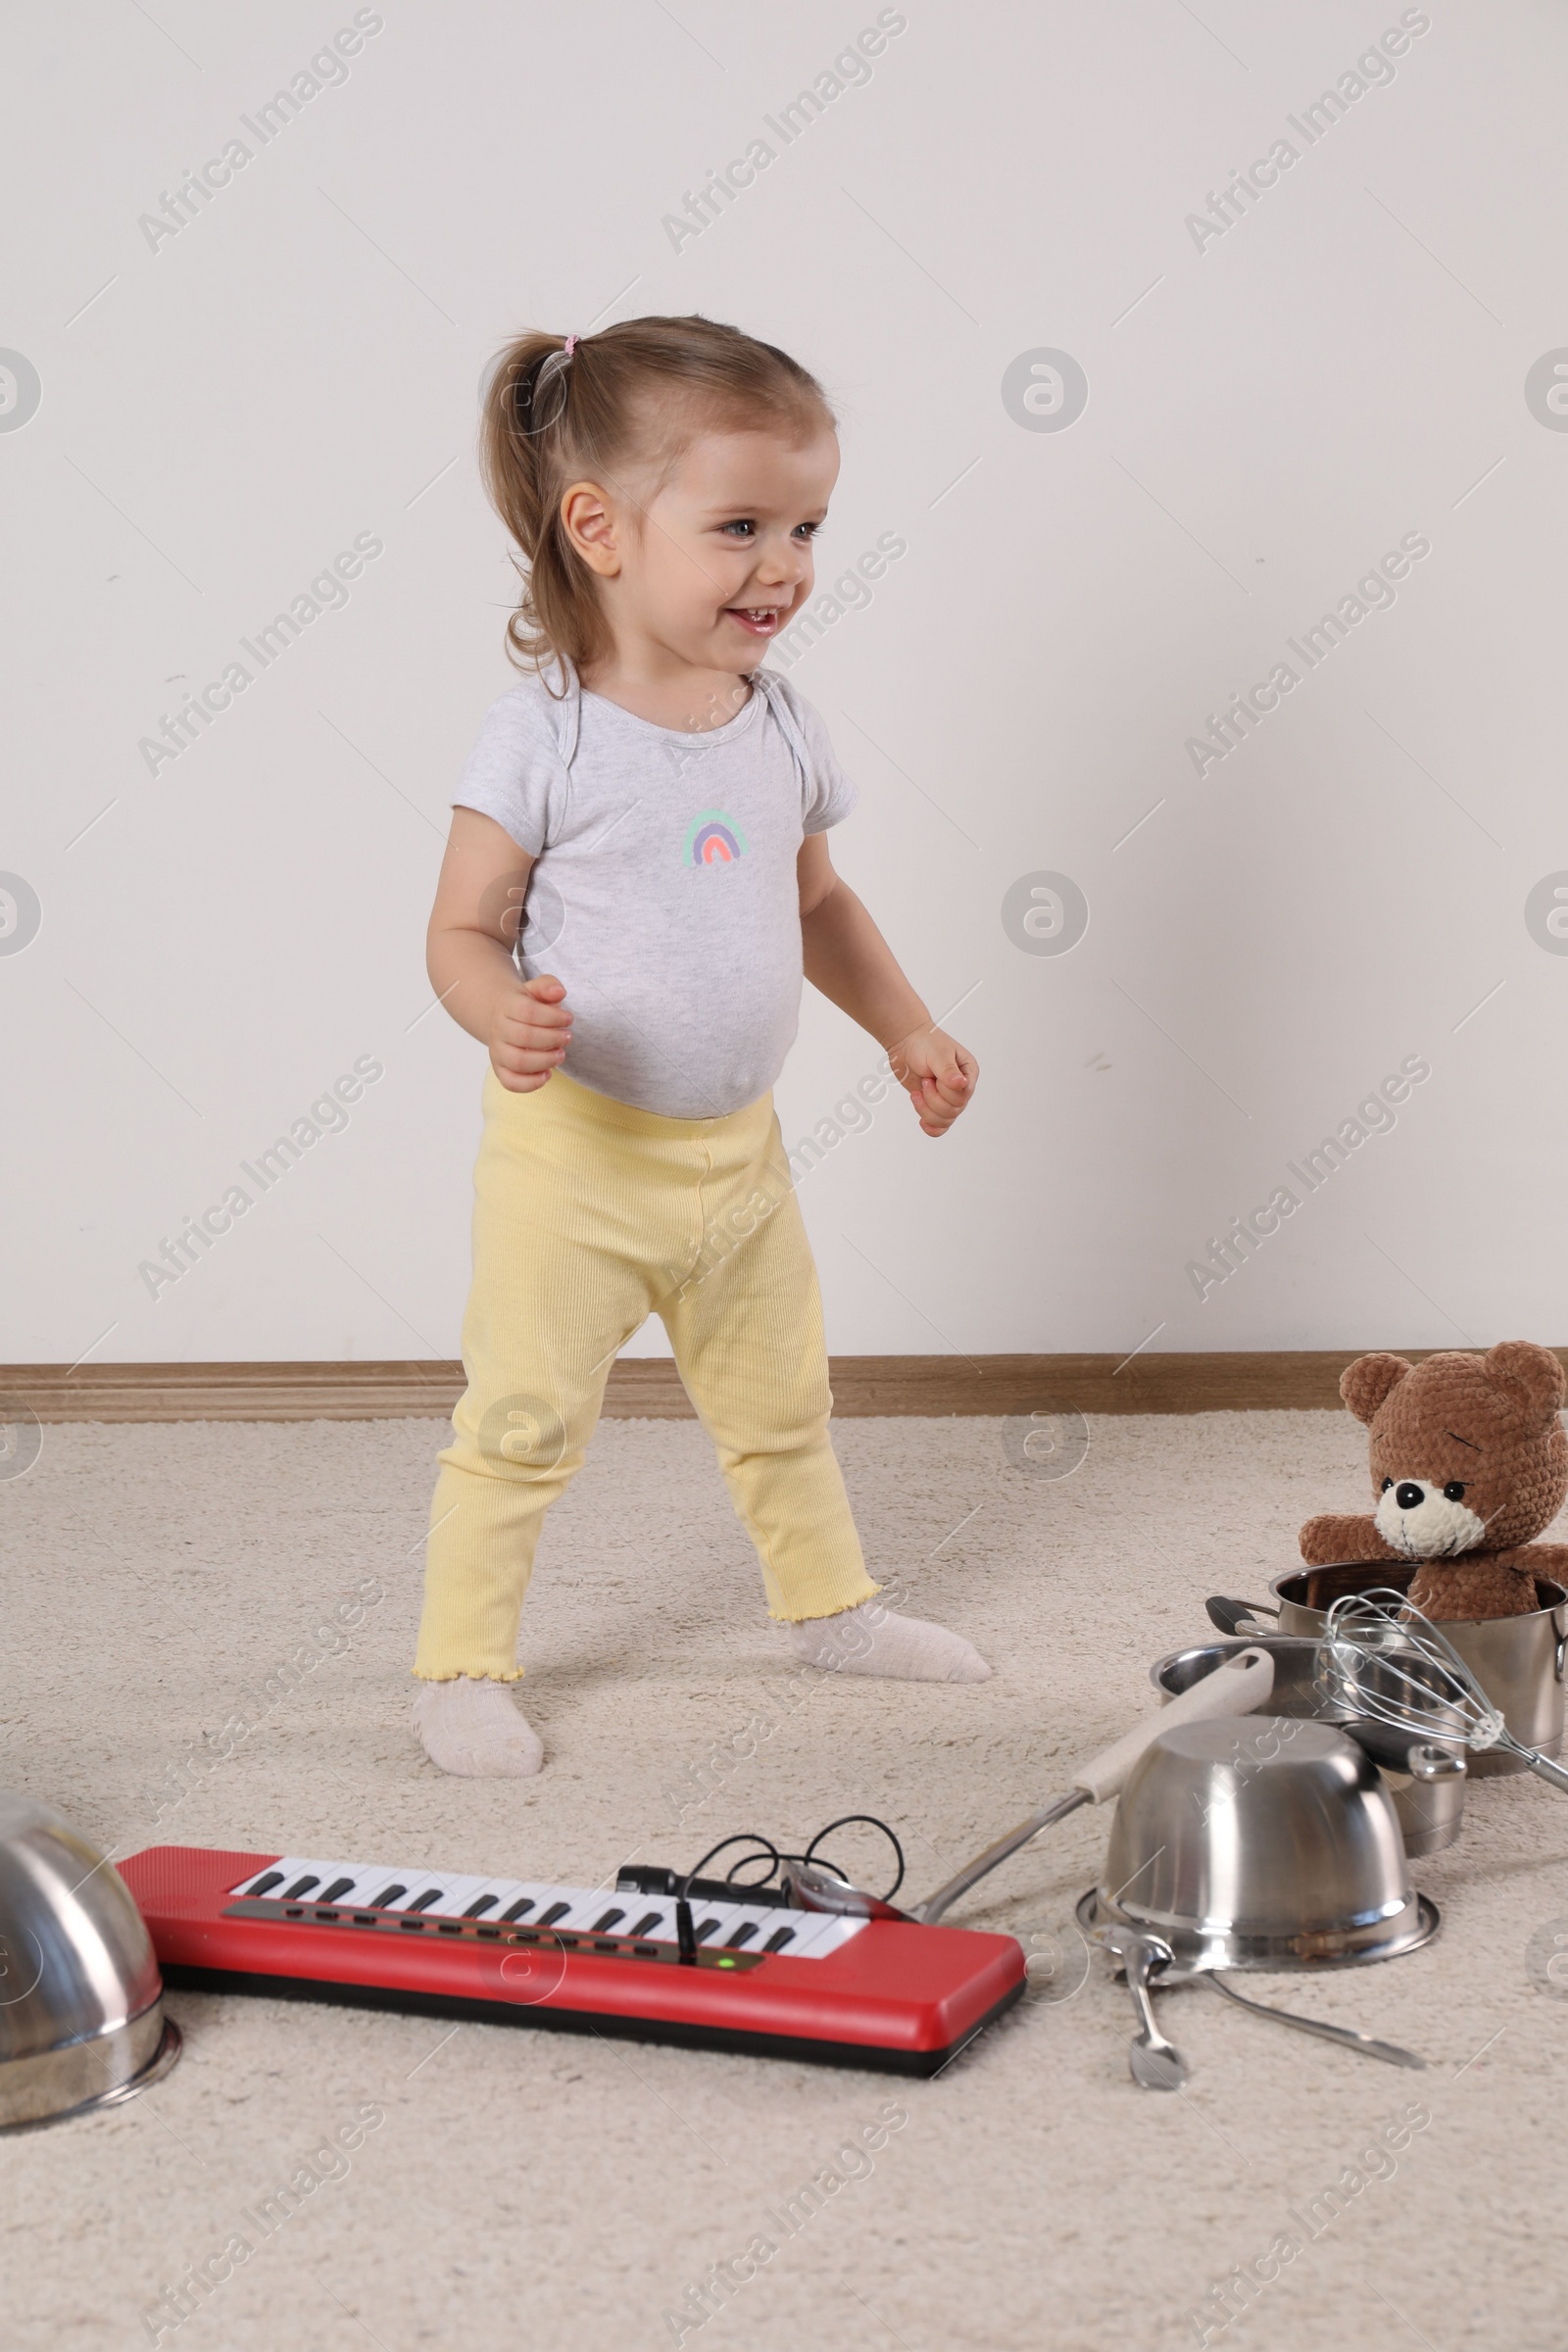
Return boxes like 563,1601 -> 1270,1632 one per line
1316,1589 -> 1568,1795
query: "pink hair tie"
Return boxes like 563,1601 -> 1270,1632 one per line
564,335 -> 578,357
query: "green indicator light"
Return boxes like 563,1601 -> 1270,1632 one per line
716,1956 -> 736,1969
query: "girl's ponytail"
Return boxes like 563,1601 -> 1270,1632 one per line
476,314 -> 834,688
479,330 -> 606,686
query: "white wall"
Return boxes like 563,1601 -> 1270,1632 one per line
5,0 -> 1565,1367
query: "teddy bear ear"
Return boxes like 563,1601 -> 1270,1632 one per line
1340,1352 -> 1412,1424
1483,1342 -> 1566,1428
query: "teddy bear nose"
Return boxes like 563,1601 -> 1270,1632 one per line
1394,1481 -> 1426,1511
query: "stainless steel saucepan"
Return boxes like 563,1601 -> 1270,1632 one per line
1207,1565 -> 1567,1778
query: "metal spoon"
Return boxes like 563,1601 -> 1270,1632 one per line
778,1860 -> 917,1923
1097,1922 -> 1190,2090
1202,1971 -> 1426,2070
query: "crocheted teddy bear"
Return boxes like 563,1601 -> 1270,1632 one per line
1298,1342 -> 1568,1620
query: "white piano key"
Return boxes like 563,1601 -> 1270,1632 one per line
531,1886 -> 604,1930
229,1858 -> 295,1897
345,1864 -> 426,1909
239,1857 -> 331,1901
568,1892 -> 638,1936
234,1856 -> 310,1898
382,1871 -> 457,1913
760,1912 -> 829,1955
332,1865 -> 414,1909
619,1900 -> 676,1940
711,1903 -> 793,1951
313,1868 -> 364,1904
484,1879 -> 563,1921
465,1880 -> 582,1927
401,1873 -> 492,1918
786,1912 -> 868,1956
452,1875 -> 530,1920
683,1899 -> 759,1946
295,1862 -> 385,1908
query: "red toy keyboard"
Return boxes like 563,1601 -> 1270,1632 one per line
121,1846 -> 1026,2076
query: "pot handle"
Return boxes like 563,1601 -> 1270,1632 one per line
1074,1646 -> 1276,1803
1340,1718 -> 1465,1783
1206,1593 -> 1279,1638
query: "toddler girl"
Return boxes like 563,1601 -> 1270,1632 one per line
415,314 -> 987,1777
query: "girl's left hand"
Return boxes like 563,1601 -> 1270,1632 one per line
887,1026 -> 979,1138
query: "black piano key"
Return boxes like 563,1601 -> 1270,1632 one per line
463,1894 -> 499,1919
590,1907 -> 626,1935
626,1911 -> 663,1939
724,1922 -> 759,1949
319,1878 -> 355,1904
537,1900 -> 571,1928
406,1888 -> 445,1914
246,1872 -> 285,1898
282,1876 -> 320,1900
368,1885 -> 409,1910
762,1926 -> 796,1952
500,1896 -> 535,1923
694,1918 -> 720,1943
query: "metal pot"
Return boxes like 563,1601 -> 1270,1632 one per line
1152,1636 -> 1467,1855
1079,1715 -> 1439,1973
1244,1564 -> 1568,1779
0,1792 -> 181,2130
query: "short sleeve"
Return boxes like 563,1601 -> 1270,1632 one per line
771,678 -> 858,834
451,685 -> 564,857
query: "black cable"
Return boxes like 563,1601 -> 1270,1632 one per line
803,1814 -> 906,1902
676,1835 -> 781,1904
676,1813 -> 907,1910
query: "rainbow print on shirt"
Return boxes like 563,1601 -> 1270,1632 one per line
683,809 -> 748,867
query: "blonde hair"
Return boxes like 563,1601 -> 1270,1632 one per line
478,314 -> 834,684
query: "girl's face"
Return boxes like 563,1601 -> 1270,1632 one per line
574,421 -> 840,680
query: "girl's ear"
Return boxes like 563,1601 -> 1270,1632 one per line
559,481 -> 620,576
1340,1352 -> 1411,1425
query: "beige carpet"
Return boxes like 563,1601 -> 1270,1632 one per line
2,1409 -> 1563,2352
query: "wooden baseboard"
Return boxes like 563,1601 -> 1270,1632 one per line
1,1350 -> 1540,1424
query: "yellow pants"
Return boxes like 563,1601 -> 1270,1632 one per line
415,1068 -> 880,1681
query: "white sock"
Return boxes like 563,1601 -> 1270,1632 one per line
414,1677 -> 544,1779
787,1599 -> 992,1685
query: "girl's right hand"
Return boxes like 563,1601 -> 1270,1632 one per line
489,972 -> 572,1092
